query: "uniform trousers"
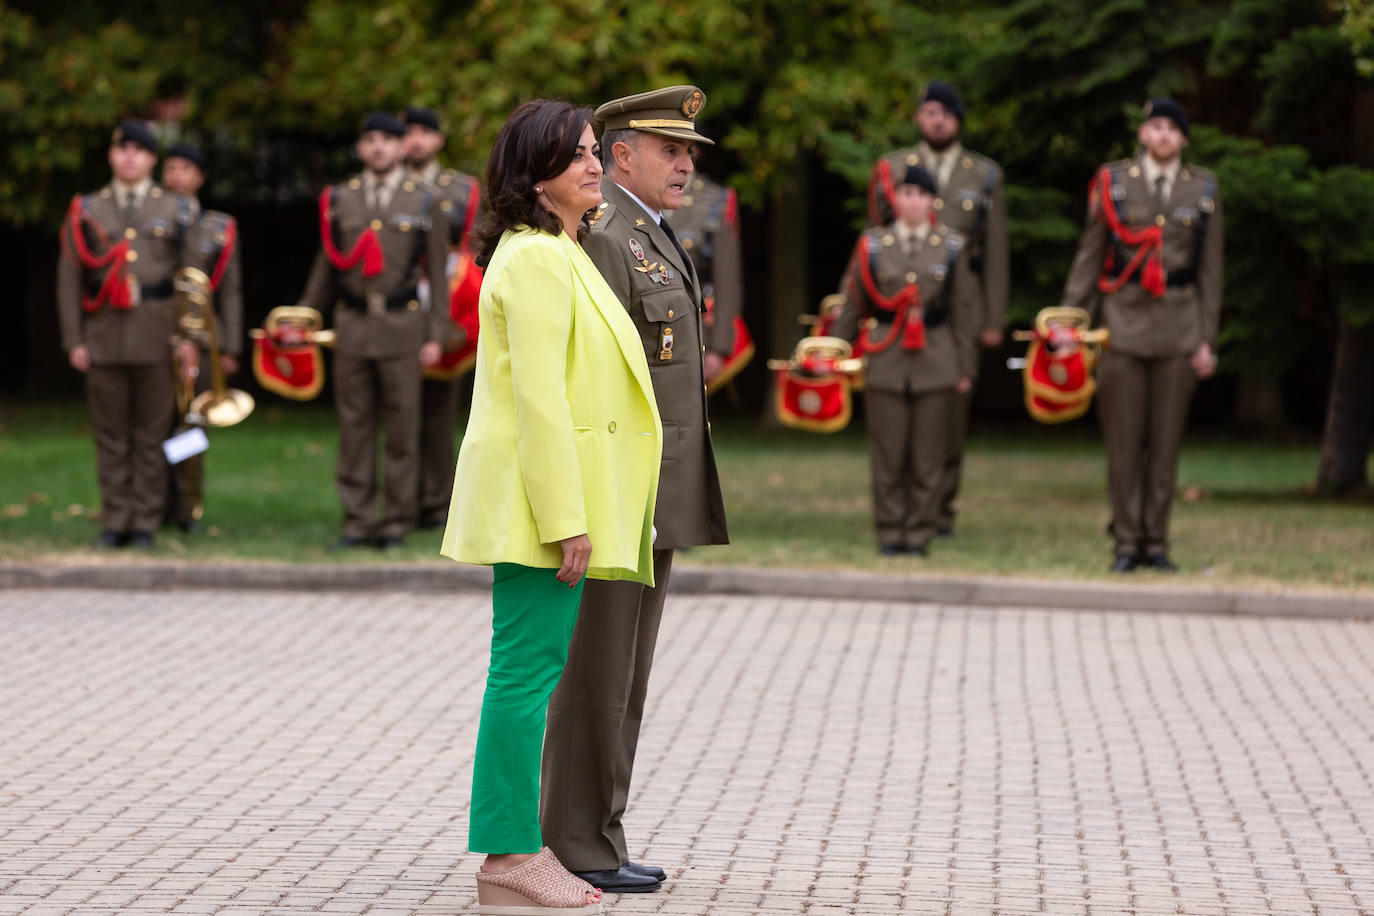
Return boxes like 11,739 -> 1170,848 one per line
866,386 -> 952,550
418,374 -> 471,527
470,564 -> 586,853
937,385 -> 975,531
541,548 -> 674,871
1096,350 -> 1196,559
333,351 -> 421,540
86,364 -> 175,534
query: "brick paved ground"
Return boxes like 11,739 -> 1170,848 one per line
1,589 -> 1372,915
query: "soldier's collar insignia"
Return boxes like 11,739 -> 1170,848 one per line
635,217 -> 647,227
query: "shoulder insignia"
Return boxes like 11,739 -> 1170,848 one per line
905,152 -> 919,166
348,177 -> 361,190
100,187 -> 113,199
945,230 -> 964,253
1199,196 -> 1215,214
865,234 -> 882,254
881,233 -> 895,247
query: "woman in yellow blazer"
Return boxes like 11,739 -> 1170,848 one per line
441,100 -> 659,915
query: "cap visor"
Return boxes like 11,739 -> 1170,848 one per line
639,127 -> 715,146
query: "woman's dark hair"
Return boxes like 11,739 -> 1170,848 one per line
474,99 -> 597,268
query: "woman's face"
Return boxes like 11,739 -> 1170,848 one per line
894,184 -> 933,227
540,123 -> 603,225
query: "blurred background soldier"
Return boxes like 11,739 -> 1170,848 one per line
868,81 -> 1008,537
403,106 -> 479,530
834,165 -> 979,556
57,120 -> 193,550
160,141 -> 243,533
297,112 -> 453,549
665,173 -> 747,391
1059,99 -> 1223,573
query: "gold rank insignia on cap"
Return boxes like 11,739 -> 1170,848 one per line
596,85 -> 715,146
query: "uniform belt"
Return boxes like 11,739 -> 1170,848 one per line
873,306 -> 947,331
339,287 -> 419,311
1127,268 -> 1195,288
142,280 -> 175,300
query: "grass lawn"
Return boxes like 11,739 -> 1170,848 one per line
1,400 -> 1370,592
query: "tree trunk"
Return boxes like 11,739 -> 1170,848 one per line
764,158 -> 811,422
1233,369 -> 1287,435
1316,315 -> 1374,494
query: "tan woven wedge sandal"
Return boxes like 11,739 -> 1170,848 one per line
476,847 -> 604,915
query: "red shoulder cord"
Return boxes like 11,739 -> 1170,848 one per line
457,183 -> 482,257
59,196 -> 133,312
724,188 -> 739,234
867,158 -> 897,225
318,186 -> 384,276
1093,167 -> 1165,297
851,235 -> 922,354
208,217 -> 237,291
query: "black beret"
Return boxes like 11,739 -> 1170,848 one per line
165,142 -> 206,171
404,106 -> 442,132
111,119 -> 157,154
920,81 -> 965,123
899,164 -> 938,195
1143,97 -> 1190,137
360,111 -> 405,138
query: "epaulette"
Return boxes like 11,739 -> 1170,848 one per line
587,198 -> 613,231
865,226 -> 890,253
1179,163 -> 1217,183
935,224 -> 965,253
888,145 -> 921,168
1104,158 -> 1134,174
958,149 -> 1003,179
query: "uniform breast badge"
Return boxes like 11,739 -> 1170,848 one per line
630,238 -> 672,285
659,325 -> 674,361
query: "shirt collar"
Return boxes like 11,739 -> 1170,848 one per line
111,177 -> 153,204
1140,153 -> 1181,187
614,181 -> 662,225
893,219 -> 930,248
364,166 -> 404,193
410,160 -> 441,184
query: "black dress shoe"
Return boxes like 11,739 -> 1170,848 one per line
624,861 -> 667,882
879,543 -> 904,556
1143,554 -> 1179,572
377,535 -> 406,550
1111,554 -> 1138,573
177,519 -> 203,534
93,530 -> 127,549
127,532 -> 155,549
573,864 -> 661,893
329,535 -> 370,551
936,525 -> 954,538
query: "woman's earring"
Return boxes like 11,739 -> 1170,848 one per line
535,186 -> 543,193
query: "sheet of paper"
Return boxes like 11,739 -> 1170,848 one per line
162,427 -> 209,465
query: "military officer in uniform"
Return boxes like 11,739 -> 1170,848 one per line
296,111 -> 453,549
402,106 -> 479,530
834,164 -> 980,556
160,141 -> 243,532
868,82 -> 1008,537
664,173 -> 742,386
1060,98 -> 1222,573
541,86 -> 729,895
57,120 -> 193,549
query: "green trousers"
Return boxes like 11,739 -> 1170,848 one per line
470,563 -> 586,853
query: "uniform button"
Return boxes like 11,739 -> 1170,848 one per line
407,300 -> 419,310
125,250 -> 138,263
123,227 -> 137,240
667,308 -> 674,318
707,421 -> 712,432
906,272 -> 917,283
153,226 -> 165,237
933,198 -> 943,210
608,420 -> 617,433
962,198 -> 974,211
370,218 -> 383,230
1155,214 -> 1166,226
701,345 -> 706,353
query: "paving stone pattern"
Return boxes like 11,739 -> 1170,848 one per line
0,589 -> 1372,915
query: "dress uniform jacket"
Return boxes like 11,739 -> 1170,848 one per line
664,175 -> 741,358
419,163 -> 480,249
831,223 -> 981,394
582,180 -> 728,550
1061,156 -> 1224,356
298,172 -> 453,355
869,143 -> 1008,335
440,228 -> 662,585
181,206 -> 243,358
58,183 -> 194,365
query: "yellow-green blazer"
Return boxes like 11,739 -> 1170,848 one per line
441,228 -> 662,586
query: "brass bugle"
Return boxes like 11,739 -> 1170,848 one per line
174,266 -> 255,427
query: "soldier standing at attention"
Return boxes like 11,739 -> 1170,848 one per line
1060,98 -> 1222,573
297,112 -> 453,550
57,120 -> 194,550
402,106 -> 479,530
868,82 -> 1009,537
541,86 -> 729,895
835,165 -> 980,556
664,173 -> 742,387
160,142 -> 243,532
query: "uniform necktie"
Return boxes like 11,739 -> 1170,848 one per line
122,191 -> 137,225
660,218 -> 690,268
1154,175 -> 1167,214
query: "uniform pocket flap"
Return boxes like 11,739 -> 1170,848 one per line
640,286 -> 691,324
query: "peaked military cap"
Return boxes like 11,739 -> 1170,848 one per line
404,106 -> 442,132
1142,97 -> 1190,137
899,164 -> 938,195
111,119 -> 158,154
920,81 -> 965,123
165,142 -> 206,171
595,85 -> 714,145
360,111 -> 405,137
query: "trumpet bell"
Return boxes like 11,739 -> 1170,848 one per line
190,389 -> 255,428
